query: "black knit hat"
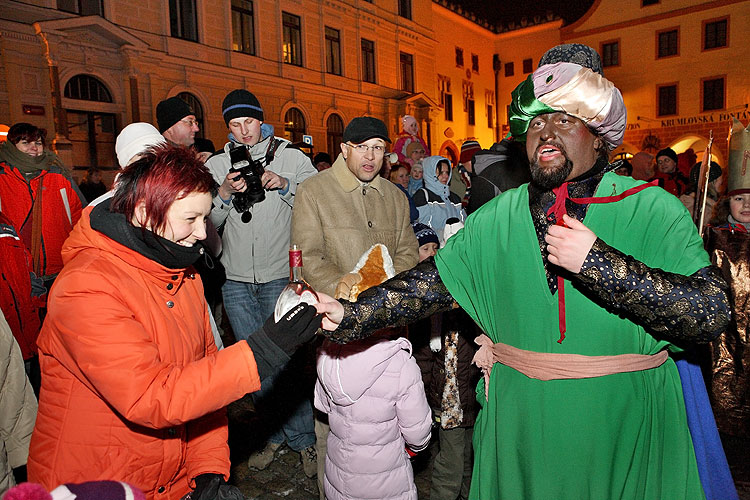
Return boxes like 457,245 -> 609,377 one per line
689,161 -> 722,188
156,97 -> 194,133
222,89 -> 264,125
656,147 -> 678,164
412,222 -> 439,247
313,152 -> 332,165
193,137 -> 216,154
343,116 -> 391,144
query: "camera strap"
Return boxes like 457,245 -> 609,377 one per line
263,138 -> 283,167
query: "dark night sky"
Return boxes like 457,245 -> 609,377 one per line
448,0 -> 596,29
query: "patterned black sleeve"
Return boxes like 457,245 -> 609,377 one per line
321,257 -> 456,344
575,238 -> 731,343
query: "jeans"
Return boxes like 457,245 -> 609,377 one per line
222,278 -> 315,452
222,278 -> 288,342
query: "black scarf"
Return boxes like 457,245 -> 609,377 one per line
90,199 -> 204,270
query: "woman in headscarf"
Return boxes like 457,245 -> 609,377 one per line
412,156 -> 466,236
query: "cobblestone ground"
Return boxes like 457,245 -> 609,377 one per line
226,394 -> 434,500
226,394 -> 749,500
219,325 -> 749,499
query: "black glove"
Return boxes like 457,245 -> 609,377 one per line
263,303 -> 322,356
186,474 -> 245,500
245,303 -> 322,381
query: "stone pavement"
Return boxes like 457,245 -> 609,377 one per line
226,393 -> 434,500
226,392 -> 749,500
219,325 -> 748,499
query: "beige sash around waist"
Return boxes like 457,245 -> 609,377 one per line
472,334 -> 669,400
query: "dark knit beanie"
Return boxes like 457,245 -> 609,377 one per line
313,152 -> 332,165
412,222 -> 439,247
193,137 -> 216,154
656,147 -> 678,164
156,97 -> 194,133
460,140 -> 481,164
689,161 -> 722,188
222,89 -> 264,125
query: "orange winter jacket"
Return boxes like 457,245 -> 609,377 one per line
27,206 -> 262,500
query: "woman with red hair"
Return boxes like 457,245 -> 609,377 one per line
27,144 -> 327,500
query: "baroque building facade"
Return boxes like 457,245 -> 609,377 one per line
0,0 -> 747,179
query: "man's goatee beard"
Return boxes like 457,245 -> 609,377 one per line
530,158 -> 574,191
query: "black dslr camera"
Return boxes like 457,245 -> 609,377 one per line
228,144 -> 266,223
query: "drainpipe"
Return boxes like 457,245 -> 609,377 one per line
493,54 -> 501,144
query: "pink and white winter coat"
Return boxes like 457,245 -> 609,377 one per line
314,336 -> 432,500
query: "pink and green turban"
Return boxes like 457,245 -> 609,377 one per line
509,62 -> 626,148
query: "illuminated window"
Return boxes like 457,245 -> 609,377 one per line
504,62 -> 514,77
601,41 -> 619,67
64,75 -> 112,102
284,107 -> 306,143
657,84 -> 677,116
58,0 -> 103,15
657,29 -> 678,58
232,0 -> 255,55
455,47 -> 464,68
361,39 -> 376,83
400,52 -> 414,93
704,19 -> 728,50
702,77 -> 725,111
282,12 -> 302,66
169,0 -> 198,41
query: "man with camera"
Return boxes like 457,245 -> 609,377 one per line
206,89 -> 318,476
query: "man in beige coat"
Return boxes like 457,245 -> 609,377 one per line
291,116 -> 418,498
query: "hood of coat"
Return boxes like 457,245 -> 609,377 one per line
422,155 -> 452,199
317,336 -> 412,406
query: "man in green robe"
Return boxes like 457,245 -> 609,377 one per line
315,47 -> 730,500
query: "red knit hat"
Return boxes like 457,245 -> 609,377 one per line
460,140 -> 481,164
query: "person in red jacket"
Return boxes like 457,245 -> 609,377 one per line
0,211 -> 45,392
27,144 -> 331,500
0,123 -> 85,288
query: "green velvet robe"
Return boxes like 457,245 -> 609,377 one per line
435,172 -> 707,500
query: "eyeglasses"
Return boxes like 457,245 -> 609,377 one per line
180,118 -> 199,128
347,142 -> 385,155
